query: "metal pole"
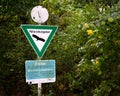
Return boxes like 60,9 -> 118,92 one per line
37,57 -> 42,96
37,22 -> 42,96
38,83 -> 42,96
37,56 -> 42,96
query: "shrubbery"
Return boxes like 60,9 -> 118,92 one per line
41,0 -> 120,96
1,0 -> 120,96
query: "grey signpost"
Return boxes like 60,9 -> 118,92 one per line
38,83 -> 42,96
31,5 -> 49,96
21,5 -> 58,96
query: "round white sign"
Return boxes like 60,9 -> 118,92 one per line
31,6 -> 49,24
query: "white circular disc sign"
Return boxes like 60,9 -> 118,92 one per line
31,6 -> 49,24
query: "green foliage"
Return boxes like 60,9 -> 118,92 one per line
71,1 -> 120,96
0,0 -> 38,96
41,0 -> 120,96
1,0 -> 120,96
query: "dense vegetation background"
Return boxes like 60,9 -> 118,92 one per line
0,0 -> 120,96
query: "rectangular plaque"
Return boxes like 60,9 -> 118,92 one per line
25,60 -> 56,84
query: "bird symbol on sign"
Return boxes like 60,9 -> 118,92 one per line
32,34 -> 45,42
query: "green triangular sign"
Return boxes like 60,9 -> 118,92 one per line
20,24 -> 58,57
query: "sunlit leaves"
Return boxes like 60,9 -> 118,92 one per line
73,1 -> 120,95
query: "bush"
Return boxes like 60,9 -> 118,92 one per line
72,1 -> 120,96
